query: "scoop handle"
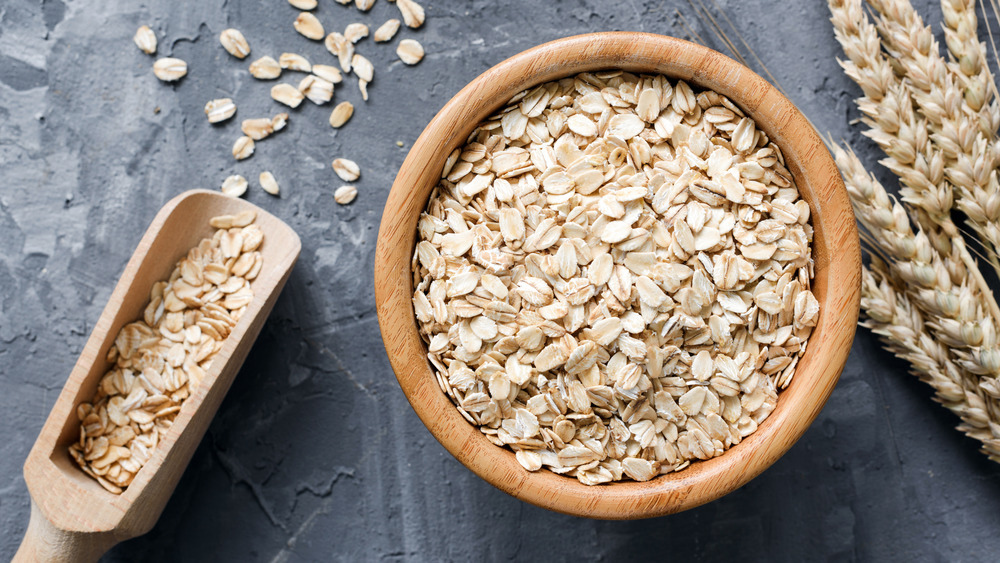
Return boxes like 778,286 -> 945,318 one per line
13,501 -> 118,563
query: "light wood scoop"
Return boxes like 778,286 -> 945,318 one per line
15,190 -> 301,562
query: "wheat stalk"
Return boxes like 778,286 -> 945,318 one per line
834,143 -> 1000,380
861,261 -> 1000,460
940,0 -> 1000,137
869,0 -> 1000,276
830,0 -> 1000,325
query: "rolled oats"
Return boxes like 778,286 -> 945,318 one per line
332,158 -> 361,181
134,25 -> 157,55
260,171 -> 280,196
221,174 -> 249,197
249,56 -> 282,79
325,32 -> 354,73
232,136 -> 255,160
413,72 -> 819,485
334,185 -> 358,205
279,52 -> 312,72
312,64 -> 344,84
299,75 -> 335,105
374,19 -> 401,42
352,53 -> 374,82
345,23 -> 370,43
294,12 -> 325,40
396,0 -> 425,28
70,213 -> 264,493
219,28 -> 251,59
329,101 -> 354,128
396,39 -> 424,65
204,98 -> 237,124
152,58 -> 187,82
271,83 -> 305,108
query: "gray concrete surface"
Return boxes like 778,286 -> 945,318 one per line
2,0 -> 999,560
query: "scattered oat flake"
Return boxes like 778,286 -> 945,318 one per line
205,98 -> 236,123
396,0 -> 425,28
272,112 -> 289,132
153,58 -> 187,82
334,185 -> 357,205
279,53 -> 311,72
329,101 -> 354,128
221,174 -> 248,197
134,25 -> 157,55
373,19 -> 400,42
356,0 -> 376,11
294,12 -> 325,40
352,54 -> 374,82
271,84 -> 304,108
299,75 -> 334,105
333,158 -> 361,181
259,171 -> 280,196
312,64 -> 343,84
232,136 -> 255,160
249,56 -> 282,79
288,0 -> 317,9
345,23 -> 369,43
397,39 -> 424,65
358,79 -> 369,101
241,118 -> 274,140
325,32 -> 354,73
219,29 -> 251,59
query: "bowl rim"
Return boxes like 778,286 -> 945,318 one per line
375,31 -> 860,519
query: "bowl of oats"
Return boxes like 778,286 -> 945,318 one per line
375,32 -> 861,518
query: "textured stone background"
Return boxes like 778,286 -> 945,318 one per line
2,0 -> 1000,560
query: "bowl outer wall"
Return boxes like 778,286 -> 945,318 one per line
374,32 -> 861,519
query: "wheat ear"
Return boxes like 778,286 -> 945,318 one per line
831,0 -> 1000,323
940,0 -> 1000,137
830,0 -> 953,234
869,0 -> 1000,274
835,144 -> 1000,386
861,262 -> 1000,460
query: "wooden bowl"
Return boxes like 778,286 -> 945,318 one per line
375,32 -> 860,519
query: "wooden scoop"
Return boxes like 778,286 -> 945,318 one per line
15,190 -> 301,562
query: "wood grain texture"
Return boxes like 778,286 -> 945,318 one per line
16,190 -> 301,561
374,33 -> 861,519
